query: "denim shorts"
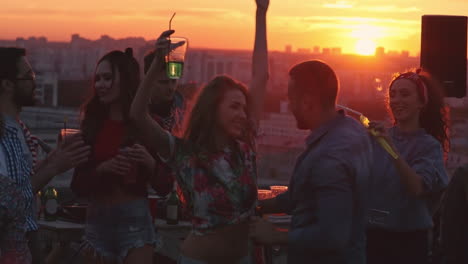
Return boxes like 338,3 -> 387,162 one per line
83,199 -> 157,262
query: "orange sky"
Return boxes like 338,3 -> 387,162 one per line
1,0 -> 467,56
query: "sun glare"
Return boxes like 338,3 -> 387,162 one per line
355,39 -> 376,56
350,24 -> 383,56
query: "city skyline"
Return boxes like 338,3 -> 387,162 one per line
2,0 -> 468,56
1,33 -> 415,56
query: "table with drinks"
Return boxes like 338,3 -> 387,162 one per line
258,186 -> 290,264
37,185 -> 289,263
36,189 -> 193,261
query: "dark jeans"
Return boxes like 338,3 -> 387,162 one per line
27,231 -> 44,264
367,229 -> 429,264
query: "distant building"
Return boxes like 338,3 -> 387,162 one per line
375,46 -> 385,57
35,71 -> 58,107
257,101 -> 309,184
313,46 -> 320,54
387,50 -> 400,57
297,48 -> 311,54
285,45 -> 292,53
332,47 -> 342,55
184,49 -> 251,85
322,48 -> 331,55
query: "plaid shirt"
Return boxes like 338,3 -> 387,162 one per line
0,117 -> 37,232
150,91 -> 185,131
0,174 -> 31,262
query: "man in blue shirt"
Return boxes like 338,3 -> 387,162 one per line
250,60 -> 373,264
0,47 -> 90,262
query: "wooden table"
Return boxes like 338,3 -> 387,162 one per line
264,214 -> 290,264
38,220 -> 85,242
37,220 -> 86,264
37,218 -> 288,263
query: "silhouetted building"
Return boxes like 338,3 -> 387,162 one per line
375,46 -> 385,57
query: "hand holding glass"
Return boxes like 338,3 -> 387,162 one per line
166,37 -> 187,79
58,129 -> 80,145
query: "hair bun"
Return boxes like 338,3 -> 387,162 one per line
124,48 -> 133,57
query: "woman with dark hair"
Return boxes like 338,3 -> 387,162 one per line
130,1 -> 269,263
71,48 -> 157,264
366,69 -> 450,264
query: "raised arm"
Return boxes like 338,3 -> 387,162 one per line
130,30 -> 175,159
249,0 -> 270,127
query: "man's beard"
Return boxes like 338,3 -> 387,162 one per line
13,86 -> 36,107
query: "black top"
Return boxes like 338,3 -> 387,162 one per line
440,164 -> 468,263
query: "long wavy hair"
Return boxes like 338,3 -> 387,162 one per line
182,75 -> 255,153
387,68 -> 450,156
80,48 -> 140,146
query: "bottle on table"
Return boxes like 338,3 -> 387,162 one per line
43,186 -> 59,222
166,184 -> 179,225
36,190 -> 43,220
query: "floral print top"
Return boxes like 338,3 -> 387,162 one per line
164,134 -> 258,235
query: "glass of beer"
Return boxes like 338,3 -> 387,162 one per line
57,128 -> 80,145
166,37 -> 188,79
257,189 -> 273,200
270,186 -> 288,197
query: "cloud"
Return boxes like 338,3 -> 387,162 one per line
322,1 -> 354,9
0,7 -> 168,20
359,5 -> 420,13
321,2 -> 420,13
145,8 -> 248,20
270,15 -> 419,39
276,15 -> 419,26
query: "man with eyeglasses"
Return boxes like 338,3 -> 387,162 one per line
0,47 -> 90,263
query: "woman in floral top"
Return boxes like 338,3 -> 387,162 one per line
130,1 -> 269,263
0,175 -> 31,264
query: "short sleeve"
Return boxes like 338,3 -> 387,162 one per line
410,140 -> 448,193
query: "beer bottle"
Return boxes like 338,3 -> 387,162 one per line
166,184 -> 179,225
44,187 -> 59,221
36,190 -> 42,219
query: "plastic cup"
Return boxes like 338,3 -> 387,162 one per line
166,37 -> 188,79
257,189 -> 273,200
57,128 -> 80,144
270,186 -> 288,197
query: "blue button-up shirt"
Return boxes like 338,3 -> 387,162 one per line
0,115 -> 36,232
275,113 -> 373,264
368,127 -> 448,231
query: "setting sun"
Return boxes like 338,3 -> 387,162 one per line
350,24 -> 382,55
355,39 -> 377,56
